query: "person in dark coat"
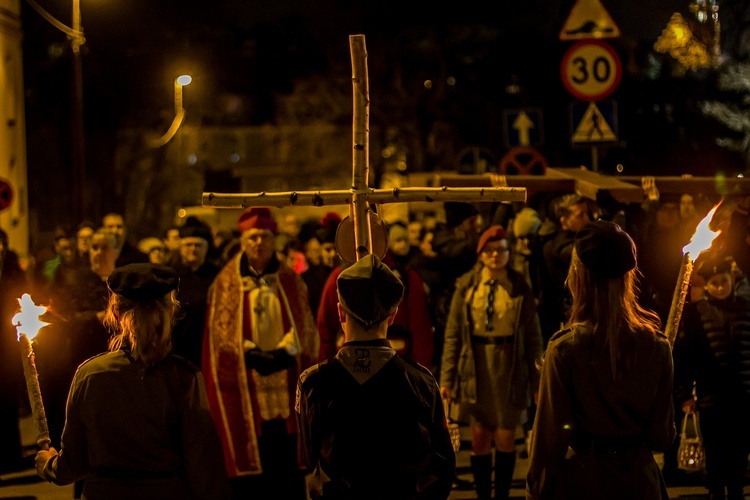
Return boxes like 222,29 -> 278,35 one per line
0,228 -> 29,473
296,254 -> 456,499
527,221 -> 675,500
102,213 -> 149,267
674,253 -> 750,500
540,194 -> 590,344
35,263 -> 232,500
168,218 -> 219,368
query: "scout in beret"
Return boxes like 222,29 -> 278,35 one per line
337,253 -> 404,330
35,261 -> 232,499
295,253 -> 455,498
528,219 -> 672,499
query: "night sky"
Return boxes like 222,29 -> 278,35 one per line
18,0 -> 749,236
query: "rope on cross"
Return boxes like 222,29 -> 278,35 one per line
203,34 -> 527,261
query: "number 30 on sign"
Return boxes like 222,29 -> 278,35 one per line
561,40 -> 622,102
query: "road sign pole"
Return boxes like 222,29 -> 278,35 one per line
591,146 -> 598,172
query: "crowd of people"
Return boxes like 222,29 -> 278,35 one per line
0,184 -> 747,499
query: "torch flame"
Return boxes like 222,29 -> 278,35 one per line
683,204 -> 721,257
12,293 -> 49,340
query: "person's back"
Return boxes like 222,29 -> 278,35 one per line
527,221 -> 675,500
299,352 -> 451,498
544,326 -> 673,446
35,263 -> 232,500
297,254 -> 455,499
57,351 -> 220,500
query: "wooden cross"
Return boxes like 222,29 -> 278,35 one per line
202,35 -> 526,261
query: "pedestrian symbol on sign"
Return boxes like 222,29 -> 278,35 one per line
571,102 -> 617,144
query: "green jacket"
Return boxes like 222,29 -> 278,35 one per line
439,264 -> 543,409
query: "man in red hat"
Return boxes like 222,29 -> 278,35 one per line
202,207 -> 319,499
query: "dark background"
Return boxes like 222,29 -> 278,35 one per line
19,0 -> 750,237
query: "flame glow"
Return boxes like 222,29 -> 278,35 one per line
683,204 -> 721,257
12,294 -> 49,340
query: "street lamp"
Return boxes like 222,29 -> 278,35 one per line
149,75 -> 192,148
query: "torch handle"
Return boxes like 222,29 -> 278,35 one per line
665,253 -> 693,346
19,334 -> 51,451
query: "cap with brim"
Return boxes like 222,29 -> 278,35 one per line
574,220 -> 636,279
107,263 -> 179,301
337,254 -> 404,328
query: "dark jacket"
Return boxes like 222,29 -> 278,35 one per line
674,276 -> 750,408
527,326 -> 675,499
297,339 -> 455,499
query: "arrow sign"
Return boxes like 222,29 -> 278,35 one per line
513,112 -> 534,146
503,108 -> 543,148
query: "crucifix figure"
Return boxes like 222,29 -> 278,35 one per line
203,35 -> 527,261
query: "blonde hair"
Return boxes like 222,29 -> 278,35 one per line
565,248 -> 661,381
105,291 -> 178,368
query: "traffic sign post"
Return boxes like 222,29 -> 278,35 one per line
560,40 -> 622,101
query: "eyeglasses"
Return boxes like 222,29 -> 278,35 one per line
482,246 -> 509,256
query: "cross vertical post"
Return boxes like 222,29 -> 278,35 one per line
349,35 -> 372,261
202,35 -> 527,260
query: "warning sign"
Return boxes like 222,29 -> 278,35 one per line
571,101 -> 617,145
559,0 -> 621,41
0,178 -> 13,212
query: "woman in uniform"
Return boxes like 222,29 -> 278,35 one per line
526,220 -> 675,499
440,225 -> 543,500
35,263 -> 232,500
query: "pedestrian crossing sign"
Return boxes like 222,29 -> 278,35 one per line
570,101 -> 617,145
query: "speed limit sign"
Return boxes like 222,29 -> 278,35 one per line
561,40 -> 622,102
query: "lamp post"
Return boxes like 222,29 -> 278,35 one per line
70,0 -> 85,223
174,74 -> 192,114
148,75 -> 192,148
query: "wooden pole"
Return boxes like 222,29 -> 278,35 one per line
203,34 -> 527,258
350,35 -> 371,261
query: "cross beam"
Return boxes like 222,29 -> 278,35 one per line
203,35 -> 526,261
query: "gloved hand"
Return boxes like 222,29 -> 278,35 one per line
244,348 -> 295,376
35,446 -> 58,480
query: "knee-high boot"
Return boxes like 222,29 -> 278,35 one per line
494,450 -> 516,500
470,454 -> 493,500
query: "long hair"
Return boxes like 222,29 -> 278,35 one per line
565,248 -> 661,381
104,291 -> 178,368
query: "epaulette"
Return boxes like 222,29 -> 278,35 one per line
548,327 -> 574,344
299,359 -> 330,385
400,356 -> 435,378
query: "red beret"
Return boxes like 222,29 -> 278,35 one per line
477,225 -> 507,254
238,207 -> 277,234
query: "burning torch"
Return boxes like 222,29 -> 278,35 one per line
664,204 -> 722,345
12,293 -> 51,450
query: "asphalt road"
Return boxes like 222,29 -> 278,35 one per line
0,415 -> 739,499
